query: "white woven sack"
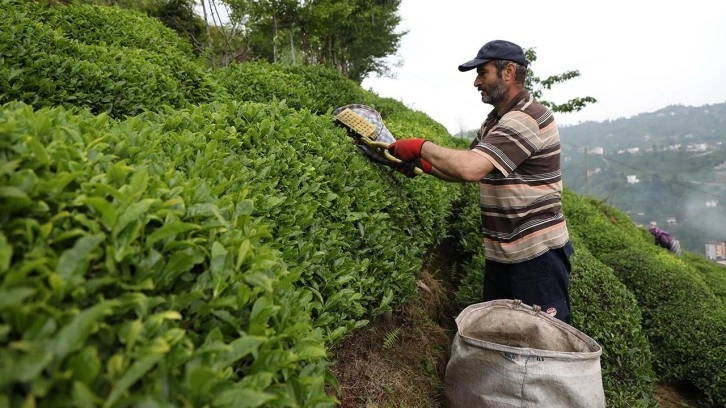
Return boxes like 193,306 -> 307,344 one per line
444,300 -> 605,408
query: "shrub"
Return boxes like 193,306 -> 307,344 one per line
563,191 -> 726,406
0,3 -> 225,118
0,102 -> 334,406
0,99 -> 467,405
568,234 -> 657,407
32,1 -> 196,57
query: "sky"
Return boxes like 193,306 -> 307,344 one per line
361,0 -> 726,134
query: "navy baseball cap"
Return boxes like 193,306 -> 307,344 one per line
458,40 -> 528,72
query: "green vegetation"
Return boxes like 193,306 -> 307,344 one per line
560,103 -> 726,254
1,2 -> 724,407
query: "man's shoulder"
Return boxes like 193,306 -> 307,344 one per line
511,96 -> 556,128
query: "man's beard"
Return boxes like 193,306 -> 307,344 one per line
480,79 -> 507,105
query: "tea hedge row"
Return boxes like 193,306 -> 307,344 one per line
0,3 -> 225,119
0,101 -> 332,406
563,190 -> 726,406
29,1 -> 196,58
0,98 -> 469,406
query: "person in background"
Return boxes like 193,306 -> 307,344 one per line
648,225 -> 682,256
387,39 -> 575,324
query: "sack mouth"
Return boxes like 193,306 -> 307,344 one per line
456,300 -> 602,357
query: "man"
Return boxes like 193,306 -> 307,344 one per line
387,39 -> 575,324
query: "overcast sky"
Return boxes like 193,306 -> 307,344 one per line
361,0 -> 726,134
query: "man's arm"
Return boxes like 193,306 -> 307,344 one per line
421,142 -> 494,182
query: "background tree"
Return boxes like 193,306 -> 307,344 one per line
525,48 -> 597,113
218,0 -> 405,83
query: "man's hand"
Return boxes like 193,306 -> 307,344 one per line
387,138 -> 427,161
394,158 -> 432,177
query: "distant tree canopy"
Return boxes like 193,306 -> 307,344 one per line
218,0 -> 405,83
524,48 -> 597,114
64,1 -> 593,106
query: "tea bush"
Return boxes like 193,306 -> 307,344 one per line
31,1 -> 196,58
563,190 -> 726,406
3,1 -> 725,406
0,3 -> 225,118
0,102 -> 334,406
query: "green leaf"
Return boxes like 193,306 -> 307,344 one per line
49,301 -> 116,361
0,160 -> 21,176
236,239 -> 251,269
67,347 -> 102,385
0,287 -> 35,311
72,381 -> 102,408
0,186 -> 32,210
212,388 -> 275,408
249,296 -> 280,326
56,233 -> 105,284
244,272 -> 273,293
80,196 -> 118,228
0,348 -> 54,387
293,343 -> 327,360
26,137 -> 50,166
113,199 -> 156,237
127,167 -> 149,199
145,222 -> 200,248
103,353 -> 163,408
220,336 -> 267,368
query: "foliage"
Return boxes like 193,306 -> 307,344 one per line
681,252 -> 726,302
559,102 -> 726,254
0,102 -> 335,407
566,234 -> 658,407
3,2 -> 725,406
0,2 -> 226,118
218,0 -> 406,82
563,190 -> 726,407
32,1 -> 196,57
525,48 -> 597,114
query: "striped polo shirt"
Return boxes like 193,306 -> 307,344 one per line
470,90 -> 569,263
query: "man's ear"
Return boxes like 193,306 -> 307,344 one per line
504,63 -> 515,81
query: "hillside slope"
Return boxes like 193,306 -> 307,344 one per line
1,2 -> 725,407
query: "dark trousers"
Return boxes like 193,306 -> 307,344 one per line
483,242 -> 574,324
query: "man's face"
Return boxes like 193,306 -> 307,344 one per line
475,62 -> 507,105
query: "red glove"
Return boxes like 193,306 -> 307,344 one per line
394,158 -> 432,177
387,138 -> 427,161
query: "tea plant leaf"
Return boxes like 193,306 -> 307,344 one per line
236,239 -> 251,269
49,301 -> 116,361
79,196 -> 117,228
113,198 -> 156,237
145,221 -> 200,248
0,287 -> 36,311
0,232 -> 13,273
0,186 -> 32,210
56,233 -> 105,284
212,388 -> 275,408
103,353 -> 163,408
0,348 -> 54,386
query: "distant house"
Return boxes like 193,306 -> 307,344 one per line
627,147 -> 640,154
626,175 -> 640,184
666,217 -> 677,225
687,143 -> 708,152
705,241 -> 726,261
706,200 -> 719,208
589,147 -> 604,155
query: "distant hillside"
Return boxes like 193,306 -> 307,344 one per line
559,102 -> 726,254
